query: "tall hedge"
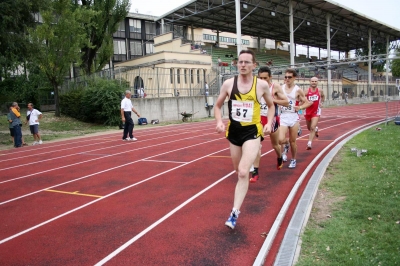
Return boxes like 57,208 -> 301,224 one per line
60,78 -> 127,126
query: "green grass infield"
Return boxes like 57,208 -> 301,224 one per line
296,122 -> 400,266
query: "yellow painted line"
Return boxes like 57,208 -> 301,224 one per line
208,156 -> 231,158
45,189 -> 102,198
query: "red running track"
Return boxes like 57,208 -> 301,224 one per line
0,102 -> 390,265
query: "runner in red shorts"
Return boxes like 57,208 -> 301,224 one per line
250,67 -> 289,183
304,77 -> 325,150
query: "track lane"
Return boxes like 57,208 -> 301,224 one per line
0,102 -> 391,265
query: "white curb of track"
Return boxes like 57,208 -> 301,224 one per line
253,119 -> 386,266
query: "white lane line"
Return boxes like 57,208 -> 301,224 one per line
0,116 -> 382,252
94,168 -> 236,266
0,136 -> 225,205
142,159 -> 188,164
92,117 -> 372,265
0,121 -> 216,160
0,132 -> 216,184
253,118 -> 385,266
0,128 -> 206,172
0,146 -> 229,245
0,125 -> 215,165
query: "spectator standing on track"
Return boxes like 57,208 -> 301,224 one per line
214,49 -> 275,229
121,90 -> 140,141
250,66 -> 289,183
304,77 -> 324,150
279,68 -> 311,169
26,103 -> 43,145
9,102 -> 23,148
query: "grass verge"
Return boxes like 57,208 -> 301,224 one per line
296,122 -> 400,266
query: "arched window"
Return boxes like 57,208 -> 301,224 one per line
184,69 -> 187,84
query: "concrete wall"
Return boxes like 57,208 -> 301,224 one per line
154,32 -> 174,45
130,95 -> 228,123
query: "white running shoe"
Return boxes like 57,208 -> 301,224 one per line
282,144 -> 289,162
283,144 -> 290,154
38,140 -> 43,144
288,159 -> 297,169
249,164 -> 254,172
131,137 -> 137,141
33,141 -> 38,145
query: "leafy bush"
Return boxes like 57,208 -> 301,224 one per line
60,77 -> 127,126
60,89 -> 85,119
0,67 -> 53,113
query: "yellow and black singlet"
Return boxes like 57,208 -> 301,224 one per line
226,76 -> 264,145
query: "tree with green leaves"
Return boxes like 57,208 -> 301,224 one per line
75,0 -> 130,75
29,0 -> 94,116
355,42 -> 397,72
391,51 -> 400,77
0,0 -> 43,78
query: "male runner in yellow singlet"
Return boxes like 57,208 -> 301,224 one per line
214,50 -> 275,229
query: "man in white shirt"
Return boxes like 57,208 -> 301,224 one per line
121,90 -> 141,141
26,103 -> 43,145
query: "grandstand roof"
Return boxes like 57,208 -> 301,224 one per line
157,0 -> 400,52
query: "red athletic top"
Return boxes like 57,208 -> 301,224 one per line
305,87 -> 321,116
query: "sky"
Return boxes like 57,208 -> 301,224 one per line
130,0 -> 400,30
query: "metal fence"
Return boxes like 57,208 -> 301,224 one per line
61,64 -> 400,103
62,66 -> 219,99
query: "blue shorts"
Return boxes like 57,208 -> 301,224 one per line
30,124 -> 39,134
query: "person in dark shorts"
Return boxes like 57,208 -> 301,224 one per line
26,103 -> 43,145
214,50 -> 275,229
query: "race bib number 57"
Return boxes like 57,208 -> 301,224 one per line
231,100 -> 254,122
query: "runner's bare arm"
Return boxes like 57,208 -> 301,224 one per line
295,89 -> 312,111
273,83 -> 289,107
214,79 -> 232,133
261,80 -> 274,135
319,88 -> 325,107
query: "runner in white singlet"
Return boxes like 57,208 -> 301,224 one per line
279,68 -> 311,169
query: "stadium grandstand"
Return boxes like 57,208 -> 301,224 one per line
88,0 -> 400,103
